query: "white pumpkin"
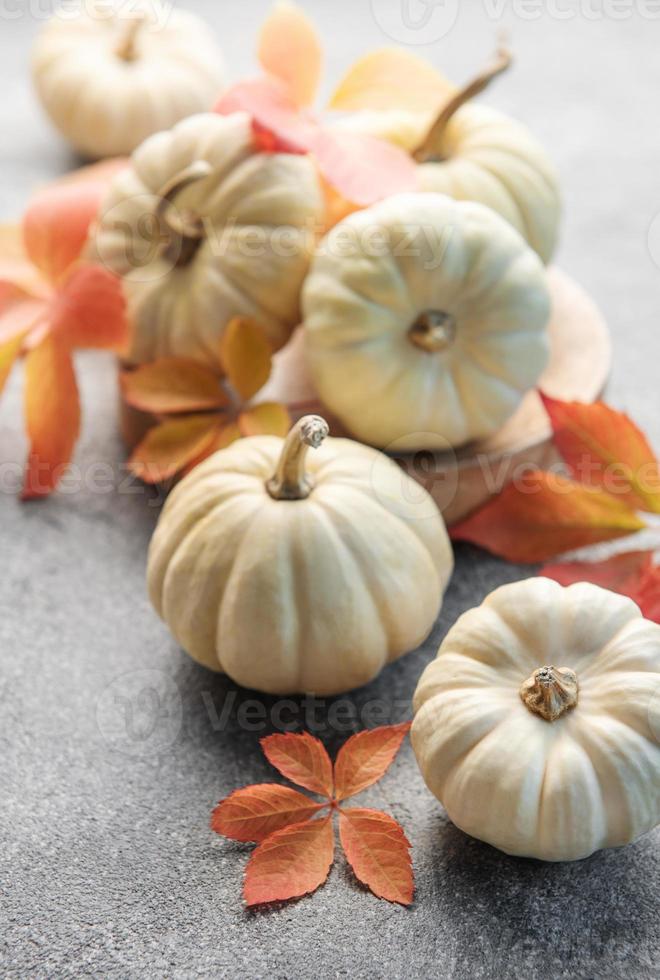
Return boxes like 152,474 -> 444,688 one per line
92,112 -> 324,365
412,578 -> 660,861
147,415 -> 454,696
302,192 -> 551,451
336,104 -> 560,264
31,0 -> 225,159
333,48 -> 560,263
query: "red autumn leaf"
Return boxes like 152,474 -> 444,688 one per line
49,264 -> 127,352
450,470 -> 645,563
633,564 -> 660,622
334,723 -> 411,802
541,392 -> 660,513
540,551 -> 660,623
122,358 -> 228,415
261,731 -> 334,797
339,808 -> 413,906
128,414 -> 221,483
215,77 -> 417,205
243,814 -> 334,906
211,784 -> 325,843
216,77 -> 315,154
540,550 -> 653,593
22,334 -> 80,499
258,0 -> 322,107
220,316 -> 273,401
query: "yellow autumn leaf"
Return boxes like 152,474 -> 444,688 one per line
239,402 -> 291,437
220,317 -> 273,402
329,47 -> 454,113
121,357 -> 228,415
129,414 -> 221,483
258,0 -> 323,106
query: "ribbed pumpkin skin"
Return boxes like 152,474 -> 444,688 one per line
92,113 -> 324,365
412,578 -> 660,861
303,192 -> 551,452
147,434 -> 454,696
335,103 -> 560,263
32,4 -> 225,158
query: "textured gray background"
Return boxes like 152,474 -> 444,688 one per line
2,2 -> 660,978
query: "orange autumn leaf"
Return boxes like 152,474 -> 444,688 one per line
334,723 -> 411,802
211,784 -> 325,843
0,225 -> 50,298
261,732 -> 334,798
22,334 -> 80,499
23,175 -> 113,286
540,551 -> 660,623
258,0 -> 322,107
49,264 -> 127,351
541,392 -> 660,513
239,401 -> 290,437
128,414 -> 220,483
329,47 -> 454,113
220,316 -> 273,401
0,329 -> 28,396
339,808 -> 413,906
180,421 -> 243,476
450,470 -> 645,563
244,815 -> 334,907
122,358 -> 228,415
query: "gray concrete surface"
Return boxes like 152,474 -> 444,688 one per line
2,2 -> 660,978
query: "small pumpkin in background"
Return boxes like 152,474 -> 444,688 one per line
412,578 -> 660,861
303,192 -> 551,451
31,0 -> 225,159
147,415 -> 454,695
91,112 -> 324,366
332,46 -> 560,263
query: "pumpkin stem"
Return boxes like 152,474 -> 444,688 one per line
266,415 -> 329,501
414,42 -> 512,163
115,14 -> 146,62
520,665 -> 578,722
409,310 -> 456,353
155,162 -> 213,268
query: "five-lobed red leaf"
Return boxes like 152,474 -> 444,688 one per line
215,76 -> 417,205
451,470 -> 645,563
334,723 -> 411,802
211,784 -> 325,843
261,731 -> 334,798
243,814 -> 334,907
339,808 -> 413,906
541,392 -> 660,513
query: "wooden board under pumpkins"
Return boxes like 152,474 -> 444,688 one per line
120,268 -> 610,526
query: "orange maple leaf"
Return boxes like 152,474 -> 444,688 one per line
121,317 -> 290,483
211,724 -> 413,908
0,160 -> 128,498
